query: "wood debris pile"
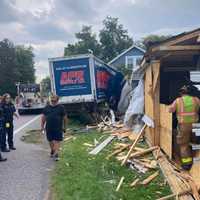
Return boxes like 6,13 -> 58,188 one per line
86,117 -> 200,199
87,118 -> 162,191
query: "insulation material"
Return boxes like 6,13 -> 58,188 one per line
117,81 -> 132,114
124,79 -> 144,129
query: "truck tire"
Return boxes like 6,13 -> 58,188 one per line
18,109 -> 25,115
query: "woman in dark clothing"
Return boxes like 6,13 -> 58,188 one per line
1,93 -> 18,152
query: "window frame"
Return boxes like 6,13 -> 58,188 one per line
125,55 -> 143,69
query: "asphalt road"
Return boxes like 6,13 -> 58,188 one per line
0,115 -> 54,200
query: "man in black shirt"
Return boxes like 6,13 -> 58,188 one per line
41,95 -> 67,161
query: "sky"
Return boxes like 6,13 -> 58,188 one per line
0,0 -> 200,82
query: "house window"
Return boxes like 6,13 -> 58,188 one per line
125,56 -> 143,69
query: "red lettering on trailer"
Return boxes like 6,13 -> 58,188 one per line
60,70 -> 85,85
96,71 -> 110,89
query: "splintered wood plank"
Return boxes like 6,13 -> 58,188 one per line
116,176 -> 124,192
151,29 -> 200,51
89,135 -> 115,155
190,150 -> 200,189
141,171 -> 159,185
155,151 -> 193,200
159,104 -> 172,159
152,61 -> 160,146
130,178 -> 140,187
144,65 -> 154,145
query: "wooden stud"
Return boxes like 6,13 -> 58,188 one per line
152,61 -> 160,146
116,176 -> 125,192
106,144 -> 130,160
151,29 -> 200,50
153,45 -> 200,52
141,171 -> 159,185
129,146 -> 159,159
121,124 -> 147,166
130,178 -> 140,187
157,189 -> 191,200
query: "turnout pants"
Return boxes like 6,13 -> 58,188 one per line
1,122 -> 14,149
177,123 -> 193,166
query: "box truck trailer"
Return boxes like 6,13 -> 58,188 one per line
49,54 -> 123,113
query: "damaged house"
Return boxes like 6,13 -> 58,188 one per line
141,28 -> 200,197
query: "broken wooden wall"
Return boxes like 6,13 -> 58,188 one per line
144,60 -> 160,146
160,104 -> 172,158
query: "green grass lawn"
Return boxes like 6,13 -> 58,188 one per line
50,121 -> 171,200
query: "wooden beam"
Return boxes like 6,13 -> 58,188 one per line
154,151 -> 193,200
89,135 -> 115,155
153,45 -> 200,52
141,171 -> 159,185
129,146 -> 159,158
152,61 -> 160,146
121,124 -> 147,166
153,30 -> 200,48
157,189 -> 191,200
159,104 -> 172,159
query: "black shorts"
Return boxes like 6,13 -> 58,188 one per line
46,131 -> 63,142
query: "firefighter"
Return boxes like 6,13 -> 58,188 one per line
169,85 -> 200,170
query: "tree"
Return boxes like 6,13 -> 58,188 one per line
64,26 -> 100,56
99,16 -> 133,62
0,39 -> 36,97
15,45 -> 35,83
0,39 -> 18,96
40,76 -> 51,97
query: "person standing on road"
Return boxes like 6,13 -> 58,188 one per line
1,93 -> 18,152
41,94 -> 68,161
0,96 -> 7,161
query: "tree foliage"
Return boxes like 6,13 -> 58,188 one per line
64,17 -> 133,63
0,39 -> 35,97
15,45 -> 35,83
99,16 -> 133,62
64,16 -> 172,75
64,26 -> 100,56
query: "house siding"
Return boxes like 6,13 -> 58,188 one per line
110,47 -> 144,68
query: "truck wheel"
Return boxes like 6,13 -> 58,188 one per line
18,109 -> 24,115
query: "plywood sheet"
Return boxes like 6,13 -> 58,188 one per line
144,65 -> 154,145
144,61 -> 161,146
152,61 -> 160,146
160,104 -> 172,159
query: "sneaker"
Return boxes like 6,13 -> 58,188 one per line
0,157 -> 7,162
2,148 -> 10,152
50,150 -> 54,158
9,147 -> 16,150
54,153 -> 59,161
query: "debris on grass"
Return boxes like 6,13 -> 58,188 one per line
63,135 -> 75,142
141,171 -> 159,185
130,178 -> 140,187
89,135 -> 115,155
116,176 -> 125,192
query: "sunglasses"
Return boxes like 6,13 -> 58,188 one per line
51,100 -> 57,103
